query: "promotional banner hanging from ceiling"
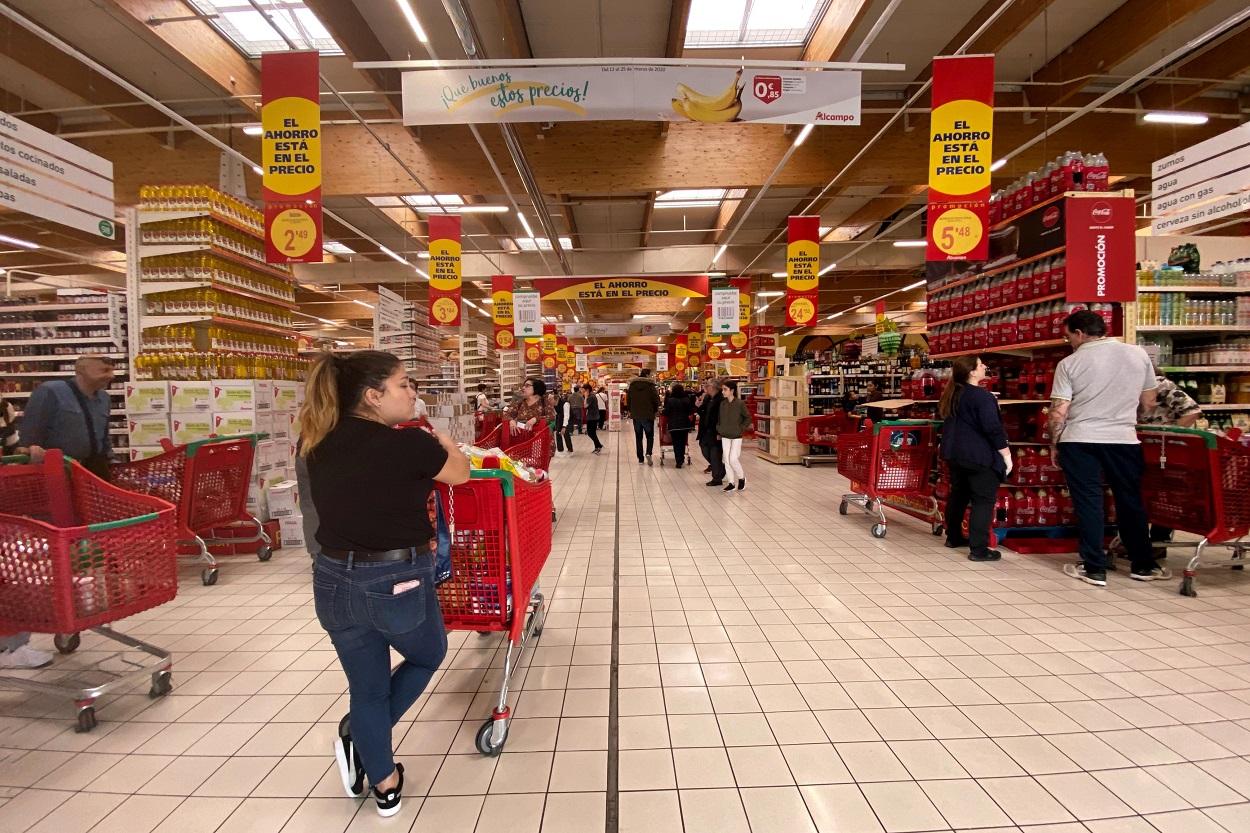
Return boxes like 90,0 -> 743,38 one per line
711,288 -> 739,335
402,65 -> 861,126
575,352 -> 588,372
1065,195 -> 1137,302
786,216 -> 820,326
656,351 -> 669,372
261,51 -> 323,263
533,275 -> 709,301
926,54 -> 994,263
688,323 -> 703,368
707,343 -> 722,360
524,340 -> 541,363
733,277 -> 752,330
513,289 -> 541,337
427,215 -> 462,325
491,275 -> 515,349
542,323 -> 557,357
674,335 -> 688,373
556,337 -> 570,369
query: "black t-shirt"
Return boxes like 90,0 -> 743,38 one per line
308,417 -> 449,552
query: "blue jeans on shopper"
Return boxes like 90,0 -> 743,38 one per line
633,418 -> 654,461
313,551 -> 447,785
1058,442 -> 1153,574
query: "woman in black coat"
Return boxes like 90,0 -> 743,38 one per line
661,383 -> 696,468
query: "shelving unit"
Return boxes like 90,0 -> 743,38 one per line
500,350 -> 524,397
754,375 -> 807,464
460,332 -> 499,399
0,290 -> 130,452
377,300 -> 440,377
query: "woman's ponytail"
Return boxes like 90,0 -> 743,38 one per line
298,353 -> 341,457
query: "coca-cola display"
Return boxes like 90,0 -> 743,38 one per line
989,151 -> 1110,224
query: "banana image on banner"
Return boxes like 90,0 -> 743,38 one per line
672,69 -> 743,124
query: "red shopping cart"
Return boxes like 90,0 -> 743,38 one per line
0,451 -> 178,731
797,410 -> 861,467
476,410 -> 504,446
657,414 -> 693,467
1137,426 -> 1250,597
435,467 -> 552,756
837,420 -> 942,538
110,434 -> 271,586
501,425 -> 554,472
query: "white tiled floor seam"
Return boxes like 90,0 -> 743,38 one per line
0,426 -> 1249,833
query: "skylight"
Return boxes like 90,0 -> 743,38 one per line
323,241 -> 355,255
401,194 -> 465,211
685,0 -> 826,49
516,236 -> 573,251
656,188 -> 728,208
188,1 -> 343,58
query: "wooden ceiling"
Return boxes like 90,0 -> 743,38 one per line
1,0 -> 1249,342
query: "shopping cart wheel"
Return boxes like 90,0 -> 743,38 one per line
149,671 -> 173,699
202,568 -> 219,586
54,633 -> 81,655
257,546 -> 272,562
838,501 -> 849,515
75,706 -> 97,733
475,718 -> 507,757
1179,575 -> 1197,597
871,523 -> 887,539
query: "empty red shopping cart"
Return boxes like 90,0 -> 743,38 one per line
797,410 -> 861,467
837,420 -> 941,538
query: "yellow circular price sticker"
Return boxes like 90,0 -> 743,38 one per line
930,208 -> 984,257
269,208 -> 318,258
495,329 -> 515,349
431,296 -> 459,324
730,332 -> 747,349
788,296 -> 816,325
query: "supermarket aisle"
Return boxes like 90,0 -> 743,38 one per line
1,432 -> 1250,833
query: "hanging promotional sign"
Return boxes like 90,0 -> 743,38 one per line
533,274 -> 708,301
926,54 -> 994,263
575,353 -> 588,372
731,331 -> 748,349
524,340 -> 541,363
491,275 -> 515,349
733,277 -> 752,329
513,289 -> 541,337
261,50 -> 323,263
556,338 -> 569,367
656,351 -> 669,372
874,300 -> 888,334
1065,196 -> 1137,302
674,334 -> 688,373
402,65 -> 861,127
427,215 -> 462,325
786,216 -> 820,326
542,323 -> 557,356
707,344 -> 722,360
704,305 -> 715,340
687,323 -> 703,360
711,287 -> 740,335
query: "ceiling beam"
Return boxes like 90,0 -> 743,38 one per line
930,0 -> 1059,65
828,185 -> 928,242
1136,22 -> 1250,112
704,189 -> 752,246
802,0 -> 874,62
639,194 -> 656,248
1026,0 -> 1216,109
464,195 -> 514,248
0,18 -> 170,131
559,194 -> 581,251
302,0 -> 402,117
495,0 -> 533,58
98,0 -> 262,112
0,87 -> 58,132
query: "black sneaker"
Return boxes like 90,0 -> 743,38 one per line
968,550 -> 1002,562
723,483 -> 735,492
944,537 -> 970,549
1130,566 -> 1172,581
334,715 -> 366,798
706,480 -> 723,487
646,455 -> 654,467
737,479 -> 745,491
1064,563 -> 1107,587
373,762 -> 404,817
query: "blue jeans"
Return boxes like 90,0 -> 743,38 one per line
313,551 -> 447,784
1058,442 -> 1153,573
633,418 -> 654,460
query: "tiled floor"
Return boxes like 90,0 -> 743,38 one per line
3,428 -> 1250,833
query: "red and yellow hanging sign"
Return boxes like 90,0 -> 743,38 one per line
542,323 -> 557,356
556,337 -> 569,369
927,54 -> 994,262
732,277 -> 752,330
428,215 -> 462,325
524,340 -> 541,363
786,216 -> 820,326
874,300 -> 889,333
707,344 -> 722,360
492,275 -> 515,350
261,50 -> 323,264
534,274 -> 708,301
674,334 -> 688,373
687,322 -> 703,369
731,331 -> 748,349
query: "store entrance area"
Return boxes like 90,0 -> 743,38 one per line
4,436 -> 1250,833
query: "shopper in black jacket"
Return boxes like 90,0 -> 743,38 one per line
695,380 -> 726,485
939,355 -> 1012,562
581,383 -> 604,454
662,384 -> 696,468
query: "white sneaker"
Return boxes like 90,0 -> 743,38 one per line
0,646 -> 54,669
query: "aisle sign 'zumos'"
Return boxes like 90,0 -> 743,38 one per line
261,51 -> 323,263
926,55 -> 994,262
786,216 -> 820,326
492,275 -> 515,349
427,215 -> 462,326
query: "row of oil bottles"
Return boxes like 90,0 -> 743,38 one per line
133,350 -> 308,382
144,288 -> 292,328
142,217 -> 265,262
138,185 -> 264,236
140,324 -> 298,356
141,253 -> 295,304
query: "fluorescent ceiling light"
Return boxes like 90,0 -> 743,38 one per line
825,311 -> 843,320
186,1 -> 343,58
755,304 -> 769,312
251,165 -> 263,176
481,298 -> 493,304
892,240 -> 927,248
352,300 -> 374,309
818,262 -> 837,276
771,272 -> 787,278
242,124 -> 262,136
757,291 -> 783,297
707,271 -> 726,277
316,317 -> 337,326
714,244 -> 728,262
632,314 -> 650,319
573,316 -> 581,323
516,236 -> 572,251
0,234 -> 38,249
417,252 -> 430,259
682,297 -> 691,307
656,188 -> 728,208
783,329 -> 798,336
478,308 -> 491,318
517,211 -> 535,238
686,0 -> 825,49
1143,111 -> 1209,125
990,158 -> 1007,172
394,0 -> 430,43
793,124 -> 814,147
402,194 -> 465,212
323,241 -> 355,255
457,205 -> 509,213
902,280 -> 927,291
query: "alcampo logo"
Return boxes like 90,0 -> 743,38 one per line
815,112 -> 854,122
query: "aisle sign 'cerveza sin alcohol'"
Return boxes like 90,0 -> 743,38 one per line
261,51 -> 323,263
0,110 -> 115,238
926,55 -> 994,263
427,215 -> 462,326
786,216 -> 820,326
402,65 -> 861,126
1151,122 -> 1250,234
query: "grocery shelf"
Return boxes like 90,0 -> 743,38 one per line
1135,326 -> 1243,333
139,243 -> 293,281
991,191 -> 1067,232
1138,285 -> 1250,294
0,303 -> 109,313
930,247 -> 1066,294
0,353 -> 125,363
138,209 -> 263,241
140,280 -> 296,310
0,337 -> 120,347
932,292 -> 1067,326
931,338 -> 1066,358
0,389 -> 125,399
5,371 -> 77,378
0,321 -> 112,331
1158,366 -> 1250,373
1200,403 -> 1250,411
140,314 -> 294,338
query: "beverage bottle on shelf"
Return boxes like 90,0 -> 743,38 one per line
1019,447 -> 1041,484
1084,153 -> 1110,191
1036,446 -> 1058,484
1062,151 -> 1085,190
1038,162 -> 1057,200
973,278 -> 989,310
1090,303 -> 1114,334
1057,488 -> 1075,526
1013,490 -> 1037,527
989,191 -> 1002,225
1048,156 -> 1065,195
1002,310 -> 1017,346
973,316 -> 988,349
